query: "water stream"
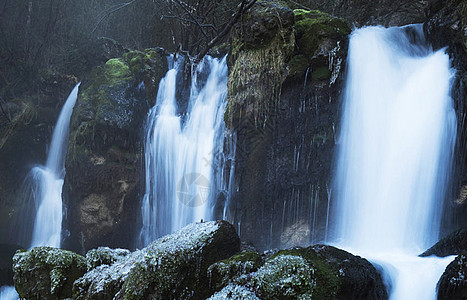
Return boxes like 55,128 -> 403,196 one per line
29,83 -> 80,248
332,25 -> 457,299
138,56 -> 227,247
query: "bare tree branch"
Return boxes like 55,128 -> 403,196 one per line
92,0 -> 136,34
198,0 -> 257,60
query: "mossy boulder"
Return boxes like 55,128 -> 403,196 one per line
309,245 -> 388,299
73,221 -> 240,300
437,253 -> 467,300
13,246 -> 87,299
206,245 -> 386,299
208,251 -> 264,291
251,253 -> 321,299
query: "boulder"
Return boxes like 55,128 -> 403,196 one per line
437,253 -> 467,300
207,245 -> 387,299
73,220 -> 240,299
421,228 -> 467,257
13,246 -> 87,299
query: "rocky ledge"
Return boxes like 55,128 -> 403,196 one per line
12,220 -> 388,299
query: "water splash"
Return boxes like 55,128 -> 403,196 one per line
138,56 -> 227,247
333,25 -> 456,299
27,83 -> 80,248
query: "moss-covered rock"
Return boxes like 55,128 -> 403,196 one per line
73,221 -> 240,300
227,0 -> 295,127
208,251 -> 264,291
212,245 -> 387,300
251,253 -> 319,299
63,48 -> 168,253
225,1 -> 348,251
85,247 -> 130,270
289,9 -> 349,80
13,246 -> 86,299
309,245 -> 388,299
437,253 -> 467,300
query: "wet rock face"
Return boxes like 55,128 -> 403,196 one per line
63,49 -> 168,253
421,228 -> 467,257
437,253 -> 467,300
0,244 -> 23,285
225,1 -> 349,250
13,246 -> 87,299
302,0 -> 428,27
73,220 -> 240,300
425,0 -> 467,234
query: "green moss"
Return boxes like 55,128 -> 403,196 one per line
13,247 -> 87,299
293,9 -> 350,59
104,58 -> 131,79
268,248 -> 340,299
288,54 -> 310,78
251,254 -> 315,299
311,66 -> 331,80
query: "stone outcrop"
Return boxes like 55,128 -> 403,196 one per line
62,49 -> 168,253
437,253 -> 467,300
421,228 -> 467,257
224,0 -> 349,250
425,0 -> 467,235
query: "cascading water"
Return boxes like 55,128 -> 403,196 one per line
1,83 -> 80,300
138,56 -> 227,247
28,83 -> 80,248
333,25 -> 457,299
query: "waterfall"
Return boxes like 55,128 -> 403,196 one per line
138,56 -> 227,247
333,25 -> 457,299
28,83 -> 80,248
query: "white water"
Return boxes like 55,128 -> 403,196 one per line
0,286 -> 18,300
29,83 -> 80,248
333,25 -> 457,299
138,56 -> 227,247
